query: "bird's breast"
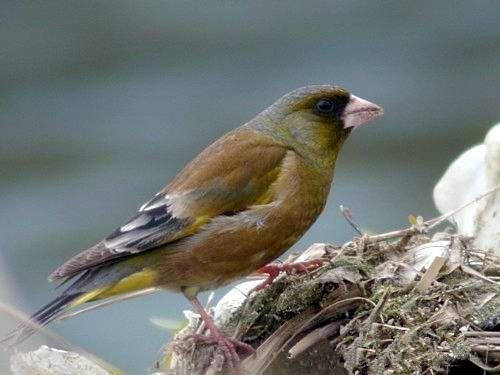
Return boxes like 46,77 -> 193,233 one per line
156,152 -> 333,292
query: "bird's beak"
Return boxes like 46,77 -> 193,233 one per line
342,94 -> 384,129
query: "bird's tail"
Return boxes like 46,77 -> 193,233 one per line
0,284 -> 109,348
0,292 -> 84,347
1,261 -> 155,347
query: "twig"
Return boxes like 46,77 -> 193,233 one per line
461,265 -> 500,286
372,323 -> 410,332
465,332 -> 500,337
426,183 -> 500,230
470,345 -> 500,352
414,256 -> 446,293
277,296 -> 373,357
366,290 -> 389,325
287,320 -> 344,359
340,205 -> 363,235
340,183 -> 500,248
469,354 -> 500,372
241,308 -> 316,375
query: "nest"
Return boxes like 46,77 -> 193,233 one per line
158,216 -> 500,375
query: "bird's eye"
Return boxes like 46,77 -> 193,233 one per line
315,99 -> 335,114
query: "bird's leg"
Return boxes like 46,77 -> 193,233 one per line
250,258 -> 325,293
187,296 -> 254,371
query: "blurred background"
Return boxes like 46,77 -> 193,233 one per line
1,1 -> 499,373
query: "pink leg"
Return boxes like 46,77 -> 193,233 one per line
187,296 -> 254,372
250,259 -> 325,293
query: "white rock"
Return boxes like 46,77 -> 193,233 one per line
433,122 -> 500,253
433,144 -> 486,235
10,345 -> 111,375
293,243 -> 331,263
213,280 -> 262,327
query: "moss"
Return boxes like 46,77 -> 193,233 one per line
466,295 -> 500,327
448,344 -> 472,361
275,282 -> 323,315
331,255 -> 376,276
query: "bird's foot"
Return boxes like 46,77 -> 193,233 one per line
187,296 -> 254,373
190,332 -> 254,369
250,259 -> 325,293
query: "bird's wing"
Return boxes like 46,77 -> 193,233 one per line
50,130 -> 288,280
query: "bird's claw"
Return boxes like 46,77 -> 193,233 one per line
189,333 -> 254,372
250,258 -> 325,293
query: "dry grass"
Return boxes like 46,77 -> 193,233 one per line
162,225 -> 500,375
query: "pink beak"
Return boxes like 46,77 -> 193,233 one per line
342,94 -> 384,129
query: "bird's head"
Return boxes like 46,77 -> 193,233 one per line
251,85 -> 384,168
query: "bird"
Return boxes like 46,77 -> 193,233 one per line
2,85 -> 383,370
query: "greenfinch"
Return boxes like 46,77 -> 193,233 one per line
2,85 -> 383,368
